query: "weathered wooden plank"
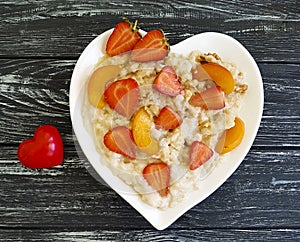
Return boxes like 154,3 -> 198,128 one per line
0,146 -> 299,229
0,60 -> 299,146
0,0 -> 298,239
0,228 -> 299,241
0,0 -> 299,61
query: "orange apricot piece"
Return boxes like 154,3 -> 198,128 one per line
215,117 -> 245,154
194,63 -> 235,94
88,65 -> 121,108
132,107 -> 159,155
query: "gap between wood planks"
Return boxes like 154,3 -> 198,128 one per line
0,56 -> 299,65
0,225 -> 299,230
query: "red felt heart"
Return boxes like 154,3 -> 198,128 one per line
18,125 -> 64,169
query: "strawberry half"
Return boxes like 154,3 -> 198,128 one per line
155,105 -> 182,130
153,66 -> 183,97
103,126 -> 136,159
189,86 -> 225,110
106,19 -> 141,57
104,78 -> 140,119
143,162 -> 170,197
131,29 -> 169,62
189,141 -> 213,170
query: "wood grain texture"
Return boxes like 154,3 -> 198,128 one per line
0,0 -> 299,61
0,0 -> 299,240
0,59 -> 299,146
0,228 -> 299,241
0,146 -> 299,229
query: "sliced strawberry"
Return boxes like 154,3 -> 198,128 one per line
189,141 -> 213,170
155,105 -> 182,130
104,78 -> 140,119
103,126 -> 136,159
153,66 -> 183,97
106,19 -> 141,57
143,162 -> 170,197
131,29 -> 169,62
189,86 -> 225,110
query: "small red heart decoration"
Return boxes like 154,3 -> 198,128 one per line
18,125 -> 64,169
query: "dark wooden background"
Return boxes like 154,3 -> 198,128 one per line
0,0 -> 299,241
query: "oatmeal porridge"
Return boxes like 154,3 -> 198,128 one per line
82,49 -> 247,209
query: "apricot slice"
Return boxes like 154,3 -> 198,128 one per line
88,65 -> 121,108
193,63 -> 235,94
215,117 -> 245,154
132,107 -> 159,155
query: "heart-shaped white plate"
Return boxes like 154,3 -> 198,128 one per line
69,29 -> 263,230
